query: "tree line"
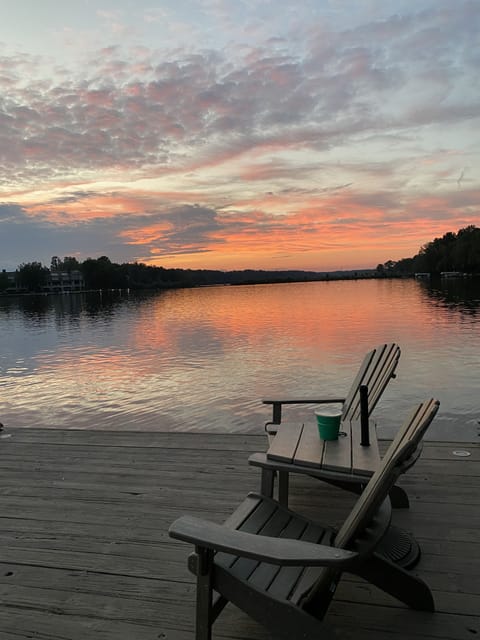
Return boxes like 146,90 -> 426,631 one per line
2,255 -> 354,293
376,225 -> 480,277
3,224 -> 478,293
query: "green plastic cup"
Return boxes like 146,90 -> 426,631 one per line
314,407 -> 342,440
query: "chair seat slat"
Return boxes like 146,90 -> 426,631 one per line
267,423 -> 304,463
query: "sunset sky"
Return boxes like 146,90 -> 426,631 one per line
1,1 -> 478,272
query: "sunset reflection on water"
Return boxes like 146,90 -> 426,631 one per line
1,278 -> 479,439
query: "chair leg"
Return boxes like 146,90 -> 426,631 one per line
260,468 -> 275,498
278,470 -> 289,507
195,547 -> 215,640
389,485 -> 410,508
355,552 -> 434,611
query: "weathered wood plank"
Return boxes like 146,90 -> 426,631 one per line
335,578 -> 480,615
0,581 -> 194,628
0,607 -> 192,640
0,428 -> 478,640
327,603 -> 480,640
1,428 -> 266,449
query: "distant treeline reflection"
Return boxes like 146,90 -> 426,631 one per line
419,277 -> 480,316
1,280 -> 478,326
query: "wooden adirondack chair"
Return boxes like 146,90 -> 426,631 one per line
169,398 -> 439,640
256,343 -> 405,507
263,342 -> 400,433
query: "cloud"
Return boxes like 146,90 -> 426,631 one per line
49,191 -> 99,205
120,204 -> 225,256
0,1 -> 478,271
0,202 -> 140,269
1,1 -> 478,190
0,203 -> 24,222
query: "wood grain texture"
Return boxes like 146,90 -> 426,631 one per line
0,427 -> 478,639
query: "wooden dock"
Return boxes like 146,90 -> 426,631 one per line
0,428 -> 478,639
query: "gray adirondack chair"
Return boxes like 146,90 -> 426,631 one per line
169,398 -> 439,640
257,343 -> 407,507
263,343 -> 401,437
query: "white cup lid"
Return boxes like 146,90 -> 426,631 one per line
314,406 -> 342,418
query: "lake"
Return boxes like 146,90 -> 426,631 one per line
1,277 -> 479,441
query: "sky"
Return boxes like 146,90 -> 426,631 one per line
0,1 -> 479,272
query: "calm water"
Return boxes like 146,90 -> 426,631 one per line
1,278 -> 479,440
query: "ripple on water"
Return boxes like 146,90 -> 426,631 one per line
1,281 -> 479,439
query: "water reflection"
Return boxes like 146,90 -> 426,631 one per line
0,289 -> 143,323
1,279 -> 479,440
417,277 -> 480,317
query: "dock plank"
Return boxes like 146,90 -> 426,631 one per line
0,427 -> 478,640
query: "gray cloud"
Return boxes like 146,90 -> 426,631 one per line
0,200 -> 227,267
147,205 -> 225,255
0,203 -> 24,222
49,191 -> 99,204
0,203 -> 139,269
0,1 -> 478,188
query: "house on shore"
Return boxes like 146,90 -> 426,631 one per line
1,269 -> 85,294
45,269 -> 84,293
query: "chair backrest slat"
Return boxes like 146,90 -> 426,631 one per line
363,344 -> 401,414
334,398 -> 439,549
297,397 -> 439,613
342,343 -> 401,421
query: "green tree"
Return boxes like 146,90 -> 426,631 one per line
17,262 -> 49,292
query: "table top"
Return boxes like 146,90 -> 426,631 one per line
266,420 -> 380,476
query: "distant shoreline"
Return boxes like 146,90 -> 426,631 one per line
2,270 -> 478,298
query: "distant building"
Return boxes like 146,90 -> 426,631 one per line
44,270 -> 84,292
1,268 -> 85,293
1,270 -> 23,293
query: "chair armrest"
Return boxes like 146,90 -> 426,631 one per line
262,397 -> 346,426
169,515 -> 357,568
262,397 -> 346,406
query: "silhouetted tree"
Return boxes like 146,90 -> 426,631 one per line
0,270 -> 9,292
453,225 -> 480,272
379,225 -> 480,276
17,262 -> 49,292
50,256 -> 81,272
63,256 -> 81,272
80,256 -> 127,289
